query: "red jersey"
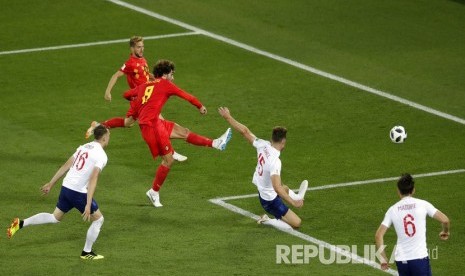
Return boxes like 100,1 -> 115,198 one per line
135,78 -> 203,126
119,55 -> 150,88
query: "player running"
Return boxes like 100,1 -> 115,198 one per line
134,59 -> 232,207
218,107 -> 307,230
7,125 -> 110,260
375,173 -> 450,275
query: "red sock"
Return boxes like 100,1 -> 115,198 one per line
152,165 -> 170,191
186,132 -> 213,147
102,117 -> 125,129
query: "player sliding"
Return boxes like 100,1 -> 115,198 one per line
7,125 -> 110,260
135,60 -> 232,207
218,107 -> 307,230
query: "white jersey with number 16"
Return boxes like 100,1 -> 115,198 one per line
62,141 -> 108,193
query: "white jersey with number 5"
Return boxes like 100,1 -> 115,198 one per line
252,138 -> 281,201
381,196 -> 438,261
62,141 -> 108,193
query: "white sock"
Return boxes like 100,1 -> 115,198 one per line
83,216 -> 104,252
289,189 -> 302,201
23,213 -> 59,227
263,219 -> 293,230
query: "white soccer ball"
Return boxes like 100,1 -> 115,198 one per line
390,126 -> 407,143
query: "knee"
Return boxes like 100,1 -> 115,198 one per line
292,218 -> 302,229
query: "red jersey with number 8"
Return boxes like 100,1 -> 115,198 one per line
135,78 -> 203,126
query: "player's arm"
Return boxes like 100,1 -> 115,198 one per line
375,224 -> 390,270
82,167 -> 101,222
433,210 -> 450,240
104,70 -> 125,101
271,175 -> 303,208
41,156 -> 74,195
170,84 -> 206,114
218,107 -> 256,144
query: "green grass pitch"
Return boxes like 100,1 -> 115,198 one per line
1,0 -> 464,275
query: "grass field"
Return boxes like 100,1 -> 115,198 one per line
1,0 -> 464,275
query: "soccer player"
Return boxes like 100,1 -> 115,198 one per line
90,35 -> 187,161
375,173 -> 450,275
137,60 -> 232,207
7,125 -> 110,260
218,107 -> 308,230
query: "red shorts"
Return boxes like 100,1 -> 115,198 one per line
139,121 -> 173,158
162,119 -> 175,135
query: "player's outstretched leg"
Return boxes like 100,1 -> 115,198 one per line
212,128 -> 232,151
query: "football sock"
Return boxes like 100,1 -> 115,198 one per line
84,216 -> 104,253
263,219 -> 293,230
288,190 -> 302,201
23,213 -> 59,227
152,165 -> 170,192
186,132 -> 213,147
102,117 -> 125,128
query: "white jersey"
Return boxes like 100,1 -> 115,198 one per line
62,141 -> 107,193
381,196 -> 438,261
252,138 -> 281,201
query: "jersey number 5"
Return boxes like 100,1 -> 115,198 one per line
73,150 -> 89,171
403,214 -> 416,237
142,85 -> 154,104
257,153 -> 265,176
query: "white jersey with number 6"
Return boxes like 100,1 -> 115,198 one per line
62,141 -> 108,193
252,138 -> 281,201
381,196 -> 438,261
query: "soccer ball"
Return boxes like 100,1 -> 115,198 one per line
390,126 -> 407,143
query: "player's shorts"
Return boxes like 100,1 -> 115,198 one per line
161,119 -> 175,135
396,257 -> 432,276
56,186 -> 99,214
259,194 -> 289,219
139,121 -> 173,158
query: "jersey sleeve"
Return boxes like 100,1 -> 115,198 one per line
423,200 -> 438,218
168,82 -> 203,108
94,151 -> 108,171
252,138 -> 267,149
381,208 -> 393,227
269,158 -> 281,176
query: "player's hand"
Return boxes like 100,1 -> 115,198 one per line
81,205 -> 92,222
380,262 -> 389,270
40,183 -> 53,195
104,93 -> 112,102
218,107 -> 230,118
292,199 -> 304,208
439,231 -> 450,240
199,106 -> 207,115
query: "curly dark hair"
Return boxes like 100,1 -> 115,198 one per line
153,59 -> 175,78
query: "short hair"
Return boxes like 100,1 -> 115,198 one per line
271,126 -> 287,143
93,125 -> 109,141
397,173 -> 414,195
129,36 -> 143,47
153,59 -> 175,78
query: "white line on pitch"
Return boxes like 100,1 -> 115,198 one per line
214,168 -> 465,201
209,198 -> 398,275
0,32 -> 200,56
107,0 -> 465,126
